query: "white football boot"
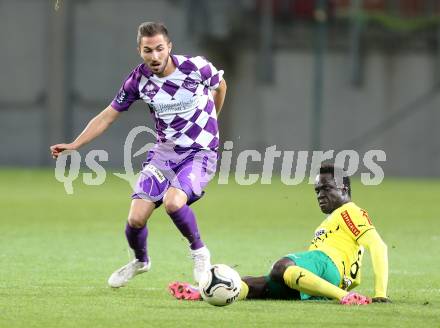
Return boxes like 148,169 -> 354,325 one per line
107,258 -> 151,288
191,246 -> 211,283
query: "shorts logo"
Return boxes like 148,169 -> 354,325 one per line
145,164 -> 165,183
341,210 -> 360,236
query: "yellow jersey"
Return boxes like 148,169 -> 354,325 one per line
308,202 -> 374,290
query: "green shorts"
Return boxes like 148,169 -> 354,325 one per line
265,250 -> 340,301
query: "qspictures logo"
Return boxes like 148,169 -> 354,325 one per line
54,126 -> 387,195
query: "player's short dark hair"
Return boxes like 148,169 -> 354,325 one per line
319,163 -> 352,197
137,22 -> 170,45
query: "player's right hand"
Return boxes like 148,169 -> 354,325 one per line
50,143 -> 77,159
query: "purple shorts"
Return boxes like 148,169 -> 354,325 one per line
132,147 -> 217,206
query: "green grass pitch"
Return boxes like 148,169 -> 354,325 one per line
0,168 -> 439,327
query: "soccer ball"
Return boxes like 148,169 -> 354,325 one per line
198,264 -> 242,306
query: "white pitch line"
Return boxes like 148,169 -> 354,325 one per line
0,286 -> 164,291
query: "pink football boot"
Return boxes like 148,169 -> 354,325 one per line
340,292 -> 372,305
168,281 -> 202,301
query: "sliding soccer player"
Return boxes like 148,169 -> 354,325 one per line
50,22 -> 227,287
169,164 -> 389,305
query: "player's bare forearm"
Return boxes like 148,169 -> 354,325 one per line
358,229 -> 389,299
50,105 -> 120,158
72,106 -> 120,148
211,79 -> 227,116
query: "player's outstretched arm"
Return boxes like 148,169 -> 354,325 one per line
358,229 -> 390,302
50,105 -> 120,159
211,79 -> 227,116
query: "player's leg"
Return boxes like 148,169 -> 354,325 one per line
108,162 -> 168,288
165,150 -> 217,282
241,276 -> 266,299
163,187 -> 203,249
243,275 -> 301,300
168,275 -> 298,301
125,198 -> 156,263
270,254 -> 370,304
163,187 -> 210,282
167,277 -> 259,301
108,199 -> 156,288
282,264 -> 371,305
270,257 -> 346,300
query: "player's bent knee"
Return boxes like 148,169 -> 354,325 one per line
127,212 -> 149,229
127,199 -> 155,228
269,258 -> 295,283
127,214 -> 148,228
164,199 -> 185,214
163,189 -> 187,214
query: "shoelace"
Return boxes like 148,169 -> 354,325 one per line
191,253 -> 208,271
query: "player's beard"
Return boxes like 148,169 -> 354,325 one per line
154,54 -> 170,76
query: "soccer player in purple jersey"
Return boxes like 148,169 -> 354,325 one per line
50,22 -> 227,287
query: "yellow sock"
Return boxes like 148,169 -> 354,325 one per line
237,280 -> 249,300
283,266 -> 348,300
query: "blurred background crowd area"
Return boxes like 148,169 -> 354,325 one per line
1,0 -> 439,176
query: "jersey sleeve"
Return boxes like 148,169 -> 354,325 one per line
358,229 -> 389,298
339,207 -> 375,240
195,56 -> 224,90
110,66 -> 142,112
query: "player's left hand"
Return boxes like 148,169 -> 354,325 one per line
372,297 -> 391,303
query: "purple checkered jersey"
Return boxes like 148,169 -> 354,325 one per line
111,55 -> 224,151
